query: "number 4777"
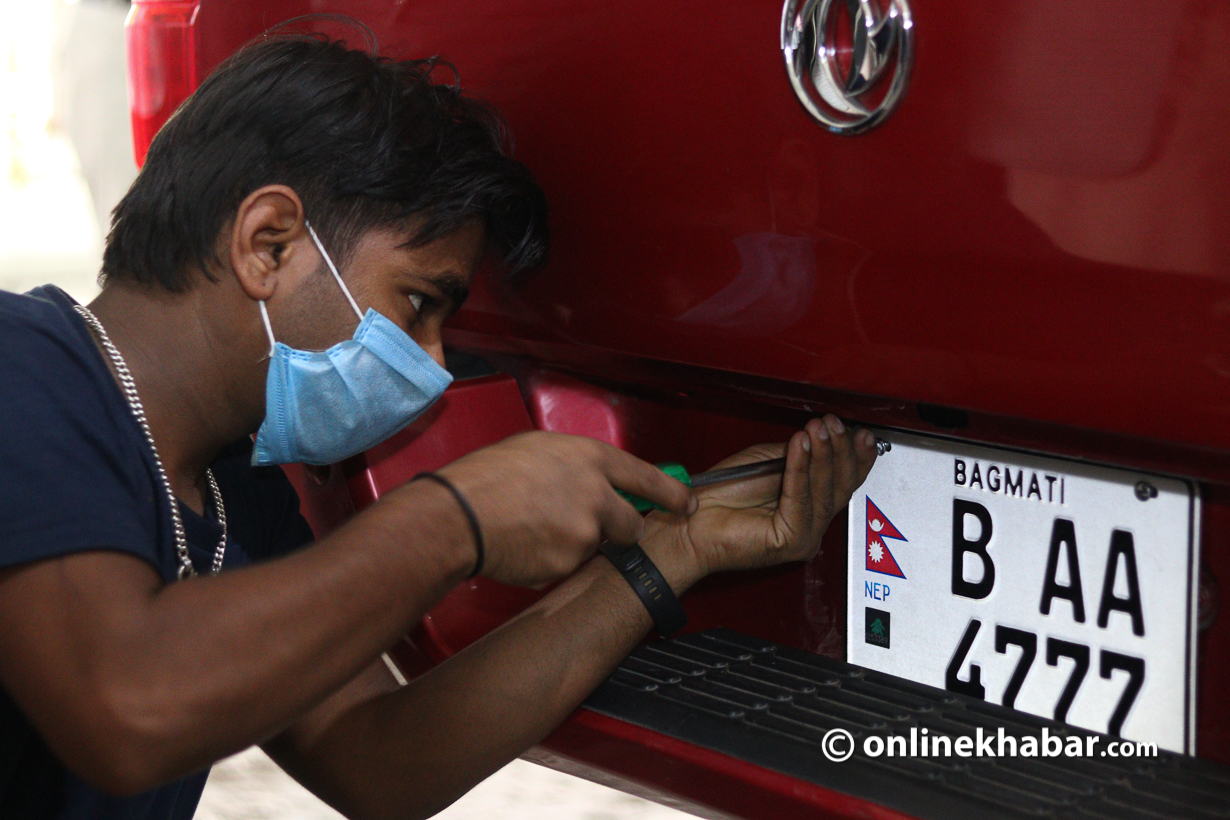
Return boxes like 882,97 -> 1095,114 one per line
945,619 -> 1144,737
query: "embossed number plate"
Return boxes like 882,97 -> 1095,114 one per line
846,430 -> 1199,753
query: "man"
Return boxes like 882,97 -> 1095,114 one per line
0,36 -> 877,820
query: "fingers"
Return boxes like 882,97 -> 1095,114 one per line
852,427 -> 879,487
773,430 -> 814,544
802,418 -> 832,520
596,487 -> 647,547
823,415 -> 859,504
777,415 -> 877,540
815,415 -> 879,507
597,442 -> 696,516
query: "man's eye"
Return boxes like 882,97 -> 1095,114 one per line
408,293 -> 424,313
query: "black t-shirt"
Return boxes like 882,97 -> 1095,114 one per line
0,286 -> 315,819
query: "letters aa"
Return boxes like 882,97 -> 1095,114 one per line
952,502 -> 1146,638
1037,520 -> 1145,637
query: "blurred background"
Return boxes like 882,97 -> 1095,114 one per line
0,0 -> 122,302
0,0 -> 687,816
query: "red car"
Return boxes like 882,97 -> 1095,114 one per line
127,1 -> 1230,817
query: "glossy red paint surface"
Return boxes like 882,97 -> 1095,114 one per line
125,1 -> 199,166
538,710 -> 918,820
134,0 -> 1230,812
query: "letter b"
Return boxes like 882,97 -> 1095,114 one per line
953,499 -> 995,599
1041,728 -> 1063,757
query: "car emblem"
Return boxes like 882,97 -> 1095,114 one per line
781,0 -> 914,134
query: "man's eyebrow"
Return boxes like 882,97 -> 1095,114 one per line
420,272 -> 470,311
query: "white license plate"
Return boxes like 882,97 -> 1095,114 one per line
846,430 -> 1199,753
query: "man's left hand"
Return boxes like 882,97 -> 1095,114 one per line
642,415 -> 877,587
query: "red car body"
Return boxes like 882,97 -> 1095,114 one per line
126,2 -> 1230,816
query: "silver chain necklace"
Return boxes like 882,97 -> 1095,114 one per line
74,304 -> 227,580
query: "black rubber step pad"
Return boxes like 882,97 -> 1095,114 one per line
582,628 -> 1230,820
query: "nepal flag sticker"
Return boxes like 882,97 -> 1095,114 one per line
866,497 -> 907,579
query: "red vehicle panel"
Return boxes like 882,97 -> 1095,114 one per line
127,1 -> 1230,816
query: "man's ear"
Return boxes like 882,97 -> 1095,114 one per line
227,185 -> 310,301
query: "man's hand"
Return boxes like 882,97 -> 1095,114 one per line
428,431 -> 695,587
643,415 -> 877,586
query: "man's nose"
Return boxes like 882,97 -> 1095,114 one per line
421,338 -> 446,369
409,322 -> 447,369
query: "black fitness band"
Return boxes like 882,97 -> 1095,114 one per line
602,543 -> 688,638
413,473 -> 484,579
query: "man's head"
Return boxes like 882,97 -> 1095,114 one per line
101,35 -> 547,358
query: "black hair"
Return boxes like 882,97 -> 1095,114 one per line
102,34 -> 548,292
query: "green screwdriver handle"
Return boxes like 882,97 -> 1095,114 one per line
617,462 -> 691,512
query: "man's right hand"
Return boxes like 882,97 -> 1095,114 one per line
428,432 -> 695,588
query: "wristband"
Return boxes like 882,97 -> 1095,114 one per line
602,543 -> 688,638
413,473 -> 484,579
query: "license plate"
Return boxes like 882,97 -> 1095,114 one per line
846,430 -> 1199,753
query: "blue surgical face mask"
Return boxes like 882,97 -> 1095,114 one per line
251,222 -> 454,466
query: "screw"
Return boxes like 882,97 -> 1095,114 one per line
875,438 -> 892,456
1134,481 -> 1158,501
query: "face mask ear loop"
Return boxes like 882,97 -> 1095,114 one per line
305,220 -> 364,322
258,299 -> 277,361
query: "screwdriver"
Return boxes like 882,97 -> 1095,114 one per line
618,437 -> 890,512
617,457 -> 787,512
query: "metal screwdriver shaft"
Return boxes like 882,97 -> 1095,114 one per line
689,457 -> 787,488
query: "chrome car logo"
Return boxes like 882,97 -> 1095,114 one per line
781,0 -> 913,134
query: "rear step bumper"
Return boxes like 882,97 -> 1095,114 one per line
582,629 -> 1230,820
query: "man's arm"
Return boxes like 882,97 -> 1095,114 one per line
0,433 -> 691,795
266,417 -> 876,820
265,541 -> 676,820
0,479 -> 471,795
